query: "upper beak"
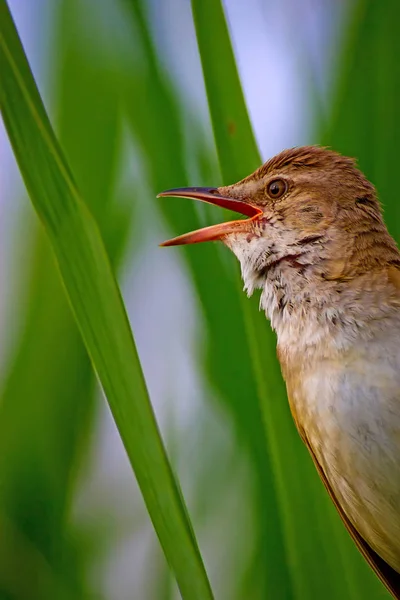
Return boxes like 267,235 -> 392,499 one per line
157,187 -> 262,246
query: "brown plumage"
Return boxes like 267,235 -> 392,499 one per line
159,146 -> 400,598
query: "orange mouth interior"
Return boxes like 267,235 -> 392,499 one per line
157,187 -> 262,246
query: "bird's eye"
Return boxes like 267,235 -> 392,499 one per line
267,179 -> 287,199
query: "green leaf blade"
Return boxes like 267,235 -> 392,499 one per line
0,3 -> 213,598
191,0 -> 260,181
190,0 -> 383,598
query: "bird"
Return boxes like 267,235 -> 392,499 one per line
158,146 -> 400,598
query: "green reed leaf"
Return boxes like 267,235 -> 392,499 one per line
0,3 -> 213,598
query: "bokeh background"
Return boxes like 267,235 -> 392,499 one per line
0,0 -> 399,598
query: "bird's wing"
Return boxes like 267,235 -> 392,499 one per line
304,437 -> 400,599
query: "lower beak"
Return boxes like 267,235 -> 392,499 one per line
157,187 -> 262,246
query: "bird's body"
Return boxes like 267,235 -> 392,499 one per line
268,262 -> 400,574
228,219 -> 400,576
159,146 -> 400,596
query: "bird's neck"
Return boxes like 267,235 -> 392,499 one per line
228,225 -> 400,355
256,262 -> 400,356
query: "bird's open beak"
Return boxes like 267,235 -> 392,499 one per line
158,187 -> 262,246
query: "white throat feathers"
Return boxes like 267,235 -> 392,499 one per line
225,231 -> 400,355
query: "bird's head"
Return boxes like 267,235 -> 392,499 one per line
159,146 -> 397,298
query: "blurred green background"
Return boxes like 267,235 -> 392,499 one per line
0,0 -> 399,598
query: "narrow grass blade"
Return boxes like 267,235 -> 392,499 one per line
0,4 -> 125,597
0,3 -> 213,598
190,0 -> 381,598
120,2 -> 289,595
